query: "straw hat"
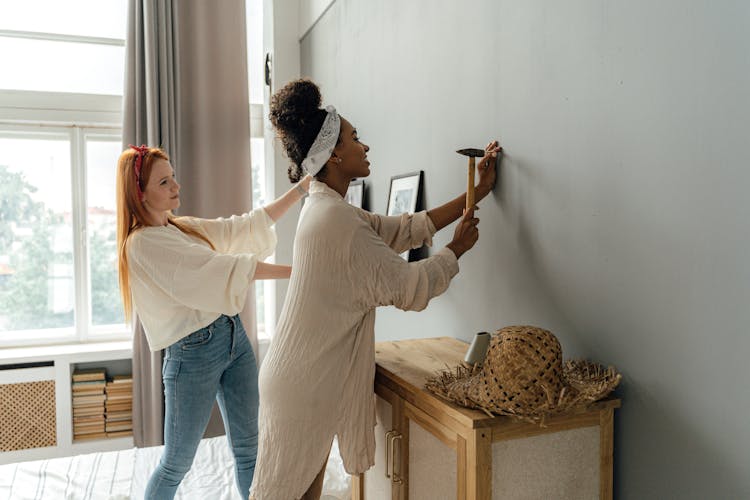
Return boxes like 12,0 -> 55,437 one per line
425,326 -> 621,424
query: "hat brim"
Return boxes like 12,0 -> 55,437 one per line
425,359 -> 621,425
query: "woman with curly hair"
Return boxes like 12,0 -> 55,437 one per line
249,79 -> 500,499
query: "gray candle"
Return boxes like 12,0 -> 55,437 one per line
464,331 -> 491,365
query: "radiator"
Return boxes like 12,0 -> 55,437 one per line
0,365 -> 57,452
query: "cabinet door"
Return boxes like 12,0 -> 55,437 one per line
406,415 -> 457,500
363,394 -> 395,499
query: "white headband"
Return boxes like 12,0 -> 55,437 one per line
301,105 -> 341,177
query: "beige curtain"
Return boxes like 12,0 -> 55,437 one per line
123,0 -> 256,446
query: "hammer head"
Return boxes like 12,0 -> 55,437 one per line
456,148 -> 485,157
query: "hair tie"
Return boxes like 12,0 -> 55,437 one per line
129,144 -> 149,198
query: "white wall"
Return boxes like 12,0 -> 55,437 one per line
298,0 -> 336,39
297,0 -> 750,498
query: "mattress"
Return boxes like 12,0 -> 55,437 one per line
0,436 -> 351,499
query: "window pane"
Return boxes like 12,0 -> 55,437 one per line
0,37 -> 125,95
86,138 -> 124,328
0,0 -> 128,40
251,138 -> 265,334
251,138 -> 266,209
255,281 -> 265,335
246,0 -> 264,104
0,136 -> 74,338
250,137 -> 273,338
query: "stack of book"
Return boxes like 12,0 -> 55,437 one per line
71,368 -> 107,441
105,374 -> 133,437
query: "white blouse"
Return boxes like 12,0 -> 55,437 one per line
250,181 -> 459,499
126,208 -> 277,351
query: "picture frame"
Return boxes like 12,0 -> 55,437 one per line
345,179 -> 365,209
386,171 -> 424,261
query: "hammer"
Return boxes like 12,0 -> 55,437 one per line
456,148 -> 485,211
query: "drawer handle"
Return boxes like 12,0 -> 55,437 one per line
390,433 -> 404,485
385,430 -> 396,479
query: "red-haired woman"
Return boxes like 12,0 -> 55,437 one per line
115,145 -> 307,499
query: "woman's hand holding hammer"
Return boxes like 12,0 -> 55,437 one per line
426,139 -> 501,234
446,207 -> 480,259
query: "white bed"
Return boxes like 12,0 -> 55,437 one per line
0,436 -> 351,499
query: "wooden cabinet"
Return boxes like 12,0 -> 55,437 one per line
360,385 -> 404,499
352,337 -> 620,500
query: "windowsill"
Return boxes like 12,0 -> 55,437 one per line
0,340 -> 132,365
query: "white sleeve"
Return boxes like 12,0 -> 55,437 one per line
127,229 -> 257,315
357,209 -> 437,255
180,207 -> 277,258
350,223 -> 458,312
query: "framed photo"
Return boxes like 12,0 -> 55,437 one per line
386,171 -> 424,261
387,171 -> 422,216
345,179 -> 365,208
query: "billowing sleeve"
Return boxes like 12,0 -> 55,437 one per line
180,207 -> 277,258
357,209 -> 437,255
349,223 -> 459,312
127,229 -> 257,315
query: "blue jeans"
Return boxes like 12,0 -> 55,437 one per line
145,314 -> 258,500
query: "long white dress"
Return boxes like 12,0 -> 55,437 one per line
250,181 -> 459,499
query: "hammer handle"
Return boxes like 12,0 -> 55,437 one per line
467,157 -> 476,210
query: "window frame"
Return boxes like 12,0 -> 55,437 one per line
0,28 -> 125,97
0,91 -> 126,348
0,29 -> 125,48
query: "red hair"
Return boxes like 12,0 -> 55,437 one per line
115,146 -> 214,323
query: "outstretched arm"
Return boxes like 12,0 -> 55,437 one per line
351,209 -> 478,312
427,140 -> 501,231
263,174 -> 312,222
253,262 -> 292,280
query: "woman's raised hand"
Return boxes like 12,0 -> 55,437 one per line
446,207 -> 480,259
298,174 -> 313,194
477,140 -> 501,194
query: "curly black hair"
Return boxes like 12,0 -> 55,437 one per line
269,79 -> 334,183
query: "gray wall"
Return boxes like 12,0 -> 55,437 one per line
298,1 -> 749,498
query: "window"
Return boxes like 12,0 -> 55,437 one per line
0,0 -> 126,96
0,125 -> 125,347
247,0 -> 275,339
85,135 -> 125,328
1,0 -> 271,346
0,1 -> 127,347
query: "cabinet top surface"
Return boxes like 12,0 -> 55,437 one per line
374,336 -> 620,430
375,336 -> 469,389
